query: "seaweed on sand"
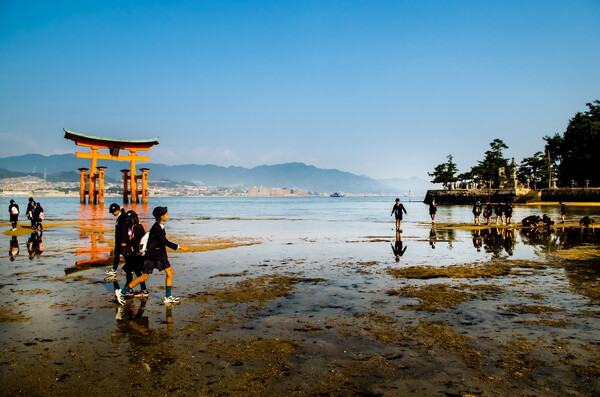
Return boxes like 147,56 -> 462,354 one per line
387,283 -> 504,312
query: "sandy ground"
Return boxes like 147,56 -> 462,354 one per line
0,219 -> 599,396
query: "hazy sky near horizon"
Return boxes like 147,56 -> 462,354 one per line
1,1 -> 599,180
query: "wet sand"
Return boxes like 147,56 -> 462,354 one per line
0,216 -> 599,396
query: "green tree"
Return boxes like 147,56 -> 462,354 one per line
469,139 -> 509,187
550,100 -> 600,186
428,154 -> 459,184
518,151 -> 551,188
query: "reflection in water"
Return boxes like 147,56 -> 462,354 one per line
391,231 -> 407,262
26,232 -> 44,259
471,230 -> 482,252
429,226 -> 437,249
115,299 -> 176,373
65,230 -> 113,275
480,228 -> 516,258
519,226 -> 599,253
9,236 -> 19,261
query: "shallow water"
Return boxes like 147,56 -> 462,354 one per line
1,197 -> 599,396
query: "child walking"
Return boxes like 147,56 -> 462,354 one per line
106,203 -> 127,276
115,206 -> 188,305
123,210 -> 149,297
390,198 -> 408,232
8,199 -> 19,231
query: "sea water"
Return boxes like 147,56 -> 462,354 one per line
3,196 -> 600,268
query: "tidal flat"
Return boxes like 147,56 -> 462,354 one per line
0,198 -> 599,396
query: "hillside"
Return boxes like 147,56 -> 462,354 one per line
0,154 -> 429,194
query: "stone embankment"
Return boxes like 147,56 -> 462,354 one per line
425,188 -> 600,204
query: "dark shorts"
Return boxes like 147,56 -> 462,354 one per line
395,215 -> 403,220
143,259 -> 171,274
10,215 -> 18,222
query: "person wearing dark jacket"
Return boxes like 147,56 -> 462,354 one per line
26,197 -> 35,229
106,203 -> 128,276
32,202 -> 44,231
390,198 -> 408,232
122,210 -> 149,297
8,199 -> 19,231
115,206 -> 188,304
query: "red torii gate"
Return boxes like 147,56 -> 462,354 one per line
64,128 -> 159,204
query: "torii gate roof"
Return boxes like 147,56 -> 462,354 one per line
64,128 -> 159,150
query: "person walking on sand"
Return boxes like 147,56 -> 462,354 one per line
484,201 -> 493,225
122,210 -> 149,297
31,201 -> 44,231
106,203 -> 127,276
390,198 -> 407,232
504,201 -> 513,226
115,206 -> 189,305
472,200 -> 482,225
26,197 -> 35,229
495,202 -> 504,225
8,199 -> 19,231
559,201 -> 567,223
428,198 -> 437,223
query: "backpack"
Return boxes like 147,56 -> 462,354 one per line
139,231 -> 151,256
11,206 -> 19,215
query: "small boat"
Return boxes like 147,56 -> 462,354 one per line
330,192 -> 345,197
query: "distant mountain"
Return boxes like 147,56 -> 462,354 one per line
0,154 -> 425,194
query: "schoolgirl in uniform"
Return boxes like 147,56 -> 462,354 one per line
115,206 -> 188,304
8,199 -> 19,231
123,210 -> 149,297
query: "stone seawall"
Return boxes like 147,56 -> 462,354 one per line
541,188 -> 600,202
425,187 -> 600,204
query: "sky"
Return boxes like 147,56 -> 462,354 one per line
0,0 -> 599,181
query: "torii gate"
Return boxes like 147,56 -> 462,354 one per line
64,128 -> 159,204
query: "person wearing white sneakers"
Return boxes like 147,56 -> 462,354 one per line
8,199 -> 19,231
115,206 -> 188,305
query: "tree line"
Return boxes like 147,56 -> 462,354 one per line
429,100 -> 600,188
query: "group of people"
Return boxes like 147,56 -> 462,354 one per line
106,203 -> 189,305
472,200 -> 514,226
393,198 -> 595,230
8,197 -> 44,231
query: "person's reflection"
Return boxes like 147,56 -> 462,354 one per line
429,226 -> 437,249
27,231 -> 43,259
391,231 -> 407,262
504,228 -> 515,256
472,230 -> 482,252
114,299 -> 176,373
9,236 -> 19,261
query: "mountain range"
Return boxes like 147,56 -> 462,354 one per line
0,154 -> 433,194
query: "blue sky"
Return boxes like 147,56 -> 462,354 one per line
1,0 -> 598,180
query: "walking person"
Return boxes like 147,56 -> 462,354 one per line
428,198 -> 437,223
559,201 -> 567,223
495,202 -> 504,225
106,203 -> 127,276
484,201 -> 493,225
8,199 -> 19,231
122,210 -> 149,297
115,206 -> 189,305
472,200 -> 482,225
26,197 -> 35,229
390,198 -> 408,232
504,201 -> 514,226
31,201 -> 44,231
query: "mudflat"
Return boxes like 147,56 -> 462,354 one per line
0,216 -> 598,396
